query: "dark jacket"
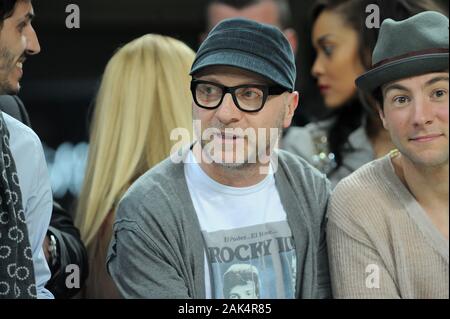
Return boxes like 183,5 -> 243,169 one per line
0,95 -> 88,298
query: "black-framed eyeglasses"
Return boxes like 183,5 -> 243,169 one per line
190,79 -> 290,113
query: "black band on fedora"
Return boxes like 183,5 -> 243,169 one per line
372,48 -> 449,69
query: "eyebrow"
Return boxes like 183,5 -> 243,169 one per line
18,12 -> 35,24
424,76 -> 449,87
315,35 -> 332,47
383,76 -> 449,95
383,84 -> 410,96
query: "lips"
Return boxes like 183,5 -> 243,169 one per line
318,84 -> 330,93
13,55 -> 26,77
15,55 -> 26,69
15,62 -> 23,78
216,133 -> 244,140
409,134 -> 444,142
210,132 -> 246,145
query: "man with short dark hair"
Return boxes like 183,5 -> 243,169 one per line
327,11 -> 449,298
108,18 -> 331,299
0,0 -> 40,93
0,0 -> 52,298
1,1 -> 88,299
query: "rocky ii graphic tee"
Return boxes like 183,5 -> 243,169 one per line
184,150 -> 296,299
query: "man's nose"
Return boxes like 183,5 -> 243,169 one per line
215,93 -> 243,125
412,97 -> 435,127
25,25 -> 41,55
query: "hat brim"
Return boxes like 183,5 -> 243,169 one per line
356,53 -> 449,92
190,50 -> 293,91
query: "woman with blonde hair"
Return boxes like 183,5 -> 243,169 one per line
75,34 -> 195,298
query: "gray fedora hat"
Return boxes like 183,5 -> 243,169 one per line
356,11 -> 449,93
190,18 -> 296,91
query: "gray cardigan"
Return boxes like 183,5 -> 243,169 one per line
107,148 -> 332,299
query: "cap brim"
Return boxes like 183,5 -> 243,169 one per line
190,50 -> 293,91
356,53 -> 449,92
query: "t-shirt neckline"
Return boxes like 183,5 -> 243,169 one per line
185,150 -> 275,196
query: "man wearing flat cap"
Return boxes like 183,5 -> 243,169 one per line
327,11 -> 449,299
107,18 -> 331,299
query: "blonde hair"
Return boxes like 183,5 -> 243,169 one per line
76,34 -> 195,247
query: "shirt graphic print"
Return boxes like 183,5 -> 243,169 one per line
203,221 -> 296,299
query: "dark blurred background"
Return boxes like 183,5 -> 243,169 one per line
20,0 -> 322,149
19,0 -> 449,149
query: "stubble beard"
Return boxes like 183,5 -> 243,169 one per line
197,111 -> 285,173
0,45 -> 19,95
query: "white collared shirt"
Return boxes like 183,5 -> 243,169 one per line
3,112 -> 53,299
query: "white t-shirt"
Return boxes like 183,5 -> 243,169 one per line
184,151 -> 296,299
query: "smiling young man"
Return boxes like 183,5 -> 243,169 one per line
107,18 -> 331,299
327,11 -> 449,298
0,0 -> 53,298
0,0 -> 39,93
